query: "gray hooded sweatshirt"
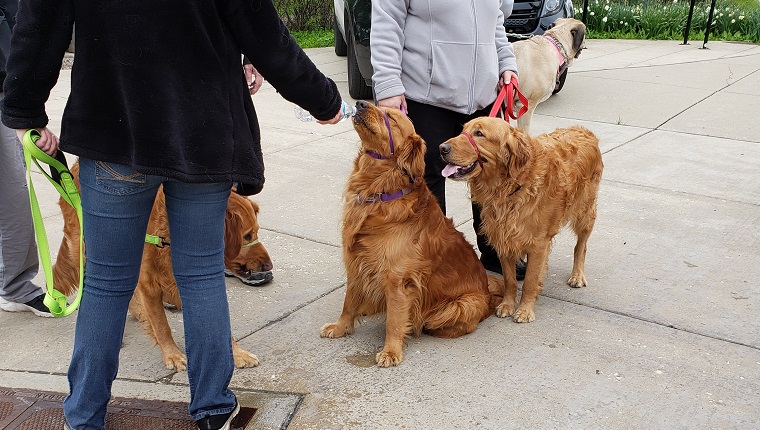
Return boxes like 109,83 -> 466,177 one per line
371,0 -> 518,115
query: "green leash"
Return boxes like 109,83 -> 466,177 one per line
22,129 -> 83,317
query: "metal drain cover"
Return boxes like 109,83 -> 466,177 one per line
0,387 -> 256,429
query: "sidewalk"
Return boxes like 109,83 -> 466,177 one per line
1,39 -> 759,429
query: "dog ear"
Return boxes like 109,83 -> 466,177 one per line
397,134 -> 427,178
249,200 -> 260,215
571,25 -> 586,58
499,127 -> 531,180
224,209 -> 243,261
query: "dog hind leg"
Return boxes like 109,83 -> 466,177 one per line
423,292 -> 490,338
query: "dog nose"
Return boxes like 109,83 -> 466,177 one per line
261,260 -> 273,272
356,100 -> 370,112
439,143 -> 451,155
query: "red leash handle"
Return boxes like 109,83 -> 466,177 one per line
488,76 -> 528,120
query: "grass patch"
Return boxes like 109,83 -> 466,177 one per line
291,30 -> 334,49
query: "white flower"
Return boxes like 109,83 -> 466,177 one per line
739,15 -> 745,20
620,20 -> 623,24
731,19 -> 736,23
602,16 -> 608,22
590,11 -> 595,16
604,4 -> 609,10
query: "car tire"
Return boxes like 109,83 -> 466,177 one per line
334,18 -> 347,57
347,23 -> 373,100
553,68 -> 568,94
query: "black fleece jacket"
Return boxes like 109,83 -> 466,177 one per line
1,0 -> 342,195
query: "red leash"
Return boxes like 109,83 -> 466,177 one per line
488,76 -> 528,120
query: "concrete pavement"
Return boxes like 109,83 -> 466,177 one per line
1,39 -> 759,429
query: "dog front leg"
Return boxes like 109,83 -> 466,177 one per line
495,253 -> 520,318
513,244 -> 550,323
231,337 -> 259,368
320,275 -> 361,338
376,282 -> 410,367
135,283 -> 187,370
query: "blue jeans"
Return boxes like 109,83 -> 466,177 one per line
63,158 -> 236,429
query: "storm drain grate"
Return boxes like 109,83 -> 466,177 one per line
0,387 -> 256,429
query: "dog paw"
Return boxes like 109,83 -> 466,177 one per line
320,322 -> 353,338
163,352 -> 187,371
233,349 -> 260,368
376,350 -> 403,367
567,273 -> 587,288
512,306 -> 535,323
495,302 -> 516,318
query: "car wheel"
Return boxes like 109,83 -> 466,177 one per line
347,24 -> 373,100
334,18 -> 347,57
553,68 -> 568,94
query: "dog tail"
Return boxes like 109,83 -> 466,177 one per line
486,274 -> 505,312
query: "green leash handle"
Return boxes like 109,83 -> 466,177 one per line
22,129 -> 84,317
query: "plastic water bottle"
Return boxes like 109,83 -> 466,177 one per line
295,100 -> 356,123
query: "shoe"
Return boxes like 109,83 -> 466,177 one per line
481,258 -> 526,281
63,422 -> 71,430
0,293 -> 53,317
196,399 -> 240,430
224,268 -> 273,286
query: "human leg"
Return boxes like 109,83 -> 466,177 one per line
405,99 -> 463,214
161,180 -> 237,422
0,98 -> 46,314
63,158 -> 162,429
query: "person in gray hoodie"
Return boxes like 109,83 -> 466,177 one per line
371,0 -> 523,278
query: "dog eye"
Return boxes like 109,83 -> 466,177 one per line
244,233 -> 253,241
474,130 -> 484,137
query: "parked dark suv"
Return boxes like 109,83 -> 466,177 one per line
333,0 -> 574,99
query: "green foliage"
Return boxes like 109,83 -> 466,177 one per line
273,0 -> 332,31
582,0 -> 760,42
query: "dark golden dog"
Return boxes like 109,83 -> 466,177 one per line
53,161 -> 272,370
512,18 -> 586,134
440,119 -> 602,322
320,101 -> 503,367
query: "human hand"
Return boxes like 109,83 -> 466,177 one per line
16,127 -> 59,156
244,64 -> 264,95
316,108 -> 344,125
378,95 -> 407,114
498,71 -> 518,90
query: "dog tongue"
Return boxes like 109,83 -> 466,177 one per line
442,164 -> 460,178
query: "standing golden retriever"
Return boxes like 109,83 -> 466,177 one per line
440,119 -> 602,323
53,161 -> 272,370
512,18 -> 586,134
321,101 -> 502,367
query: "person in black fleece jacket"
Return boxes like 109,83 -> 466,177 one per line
1,1 -> 343,429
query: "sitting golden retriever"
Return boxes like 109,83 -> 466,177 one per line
321,101 -> 503,367
440,119 -> 603,323
512,18 -> 586,134
53,161 -> 272,370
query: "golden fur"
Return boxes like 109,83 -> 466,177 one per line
320,102 -> 503,367
53,161 -> 272,370
440,118 -> 603,322
512,18 -> 586,134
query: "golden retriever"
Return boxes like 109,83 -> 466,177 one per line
320,101 -> 503,367
440,119 -> 602,323
512,18 -> 586,134
53,161 -> 272,370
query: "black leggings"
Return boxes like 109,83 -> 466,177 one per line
405,99 -> 500,267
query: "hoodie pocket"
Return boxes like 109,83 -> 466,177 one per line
428,42 -> 474,112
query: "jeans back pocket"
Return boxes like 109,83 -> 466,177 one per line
95,161 -> 148,196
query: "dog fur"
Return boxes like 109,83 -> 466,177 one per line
320,102 -> 503,367
53,161 -> 272,370
440,119 -> 602,323
512,18 -> 586,134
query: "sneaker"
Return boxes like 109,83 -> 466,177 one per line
224,268 -> 273,287
481,258 -> 526,281
196,399 -> 240,430
0,293 -> 53,317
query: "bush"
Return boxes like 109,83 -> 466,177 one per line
274,0 -> 333,32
